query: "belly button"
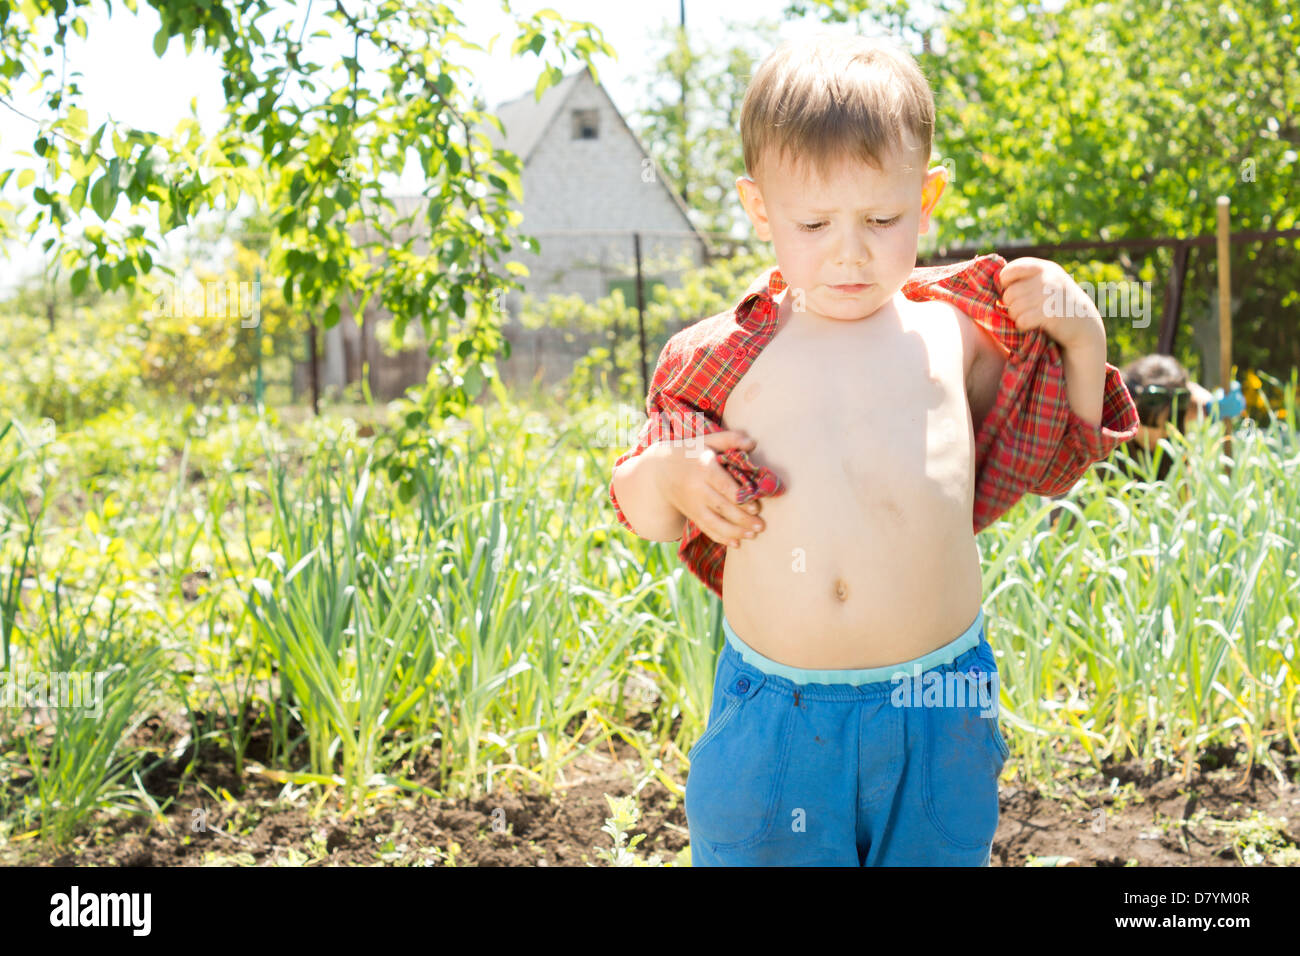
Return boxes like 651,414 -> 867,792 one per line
745,382 -> 762,400
833,578 -> 849,602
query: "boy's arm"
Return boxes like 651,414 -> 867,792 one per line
610,337 -> 698,541
611,445 -> 686,542
1060,337 -> 1104,429
995,256 -> 1138,475
923,256 -> 1139,532
1027,346 -> 1136,498
610,324 -> 784,547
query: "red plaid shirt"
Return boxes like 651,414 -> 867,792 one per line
609,254 -> 1141,599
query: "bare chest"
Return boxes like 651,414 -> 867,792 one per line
721,297 -> 974,484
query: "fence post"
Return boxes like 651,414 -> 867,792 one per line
1216,195 -> 1234,472
1216,196 -> 1233,392
634,231 -> 648,403
1156,242 -> 1189,356
254,266 -> 264,414
308,316 -> 320,417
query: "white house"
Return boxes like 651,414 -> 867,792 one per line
298,66 -> 711,401
485,65 -> 711,310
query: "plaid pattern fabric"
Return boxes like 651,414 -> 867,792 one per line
609,254 -> 1141,599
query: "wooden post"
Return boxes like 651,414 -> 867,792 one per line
1156,242 -> 1189,355
1216,195 -> 1233,468
308,318 -> 320,417
634,232 -> 649,404
1216,197 -> 1232,391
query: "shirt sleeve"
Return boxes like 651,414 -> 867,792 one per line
608,335 -> 777,536
608,325 -> 787,601
899,255 -> 1141,534
608,338 -> 685,535
971,336 -> 1140,533
1026,358 -> 1140,498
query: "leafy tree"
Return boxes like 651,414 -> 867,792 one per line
787,0 -> 1300,374
0,0 -> 613,417
629,18 -> 780,238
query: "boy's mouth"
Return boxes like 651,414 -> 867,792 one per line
828,282 -> 873,294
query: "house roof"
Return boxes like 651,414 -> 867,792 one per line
484,67 -> 710,253
349,69 -> 711,255
484,69 -> 587,166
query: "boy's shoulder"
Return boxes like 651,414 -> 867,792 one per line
658,272 -> 773,361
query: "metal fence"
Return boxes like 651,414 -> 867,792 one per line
287,222 -> 1300,412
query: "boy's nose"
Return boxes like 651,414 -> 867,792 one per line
835,231 -> 871,267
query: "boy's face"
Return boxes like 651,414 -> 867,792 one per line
737,143 -> 946,323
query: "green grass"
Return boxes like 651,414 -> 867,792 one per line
1,370 -> 1297,846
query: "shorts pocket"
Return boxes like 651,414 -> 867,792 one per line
988,711 -> 1010,763
921,672 -> 1005,851
686,696 -> 742,763
685,670 -> 791,850
975,647 -> 1010,764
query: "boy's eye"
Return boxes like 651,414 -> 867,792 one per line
796,216 -> 901,232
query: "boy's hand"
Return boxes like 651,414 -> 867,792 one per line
654,430 -> 766,550
996,258 -> 1106,352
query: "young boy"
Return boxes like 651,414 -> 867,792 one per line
609,34 -> 1140,866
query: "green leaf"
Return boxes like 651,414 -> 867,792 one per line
397,480 -> 415,505
17,169 -> 34,189
463,363 -> 483,398
153,28 -> 168,57
96,263 -> 114,291
89,174 -> 116,220
86,122 -> 106,159
70,267 -> 88,296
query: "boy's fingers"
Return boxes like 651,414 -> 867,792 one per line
706,485 -> 763,537
996,260 -> 1039,293
697,500 -> 741,548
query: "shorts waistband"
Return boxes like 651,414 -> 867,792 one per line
721,607 -> 985,688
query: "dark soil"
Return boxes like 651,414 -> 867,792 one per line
2,711 -> 1296,867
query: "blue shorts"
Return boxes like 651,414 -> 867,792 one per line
684,606 -> 1009,866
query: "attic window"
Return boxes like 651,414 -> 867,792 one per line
572,109 -> 599,140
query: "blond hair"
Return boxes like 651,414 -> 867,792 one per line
740,34 -> 935,187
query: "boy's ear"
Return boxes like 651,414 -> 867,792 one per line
918,166 -> 947,235
737,175 -> 773,242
